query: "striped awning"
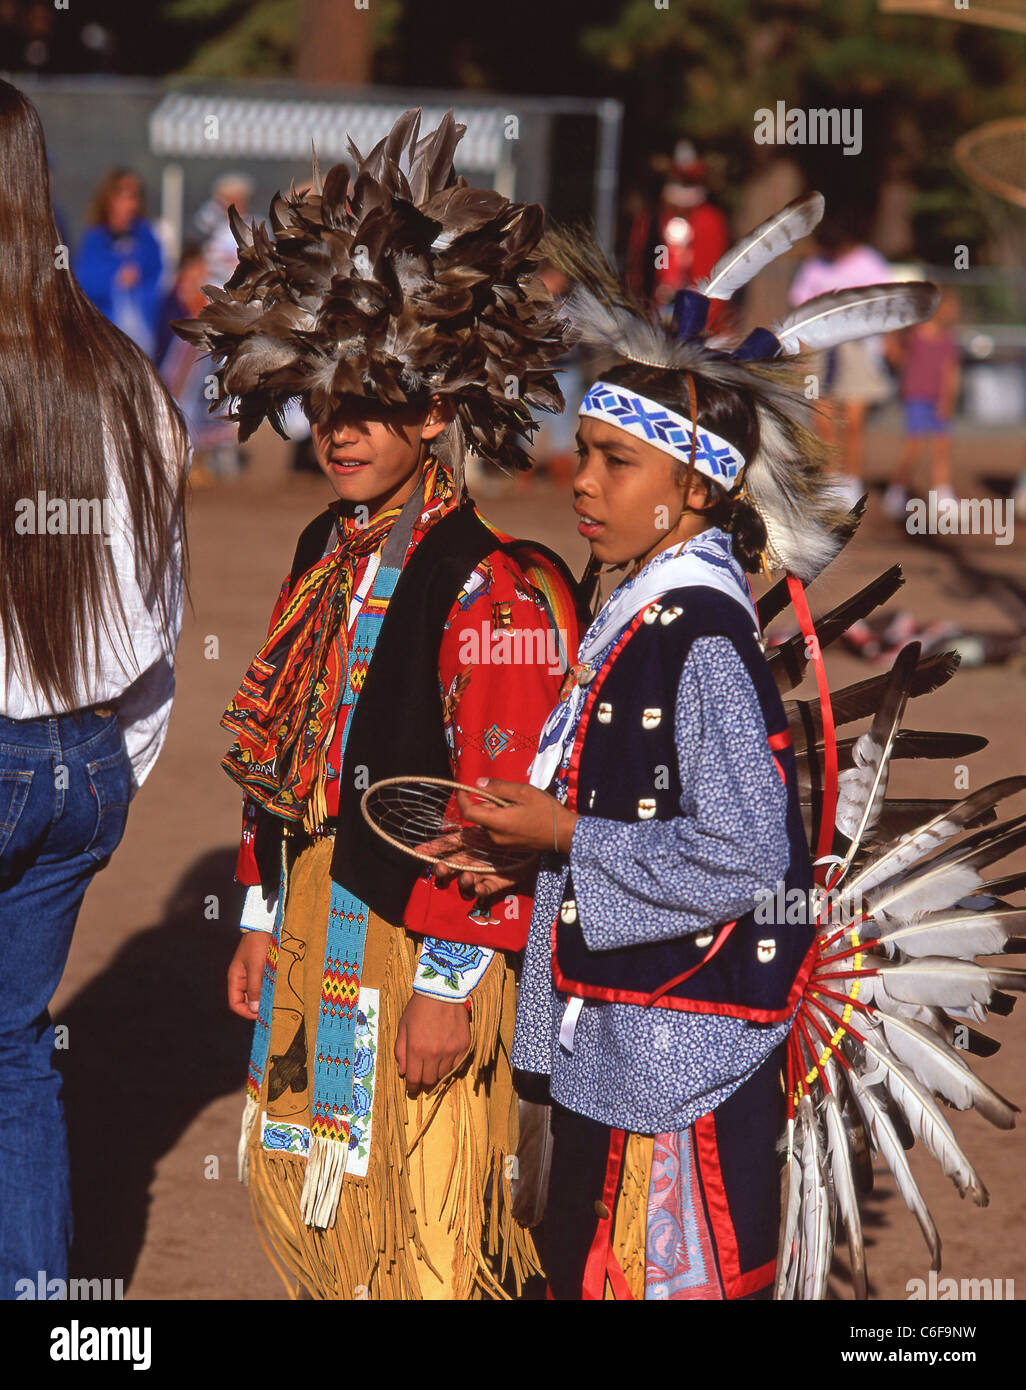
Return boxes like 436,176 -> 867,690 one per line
148,95 -> 511,171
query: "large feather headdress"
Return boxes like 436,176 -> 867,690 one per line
549,194 -> 939,580
172,108 -> 569,480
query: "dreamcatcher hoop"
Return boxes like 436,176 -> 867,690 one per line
360,775 -> 534,874
879,0 -> 1026,35
954,116 -> 1026,211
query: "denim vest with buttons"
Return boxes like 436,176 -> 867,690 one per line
553,585 -> 816,1021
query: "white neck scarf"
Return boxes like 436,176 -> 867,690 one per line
529,528 -> 758,792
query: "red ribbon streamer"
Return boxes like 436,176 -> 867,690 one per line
785,575 -> 838,886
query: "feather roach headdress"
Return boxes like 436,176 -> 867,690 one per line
547,194 -> 939,580
172,108 -> 569,483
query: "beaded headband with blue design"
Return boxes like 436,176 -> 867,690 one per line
543,194 -> 939,580
579,380 -> 746,488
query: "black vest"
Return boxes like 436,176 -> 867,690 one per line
253,502 -> 583,925
553,585 -> 816,1021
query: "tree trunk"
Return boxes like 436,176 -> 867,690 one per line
732,157 -> 806,331
295,0 -> 371,86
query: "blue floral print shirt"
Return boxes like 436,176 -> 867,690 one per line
512,635 -> 793,1134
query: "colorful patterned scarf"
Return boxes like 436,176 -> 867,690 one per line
221,458 -> 454,826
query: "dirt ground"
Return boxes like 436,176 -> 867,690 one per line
53,423 -> 1026,1302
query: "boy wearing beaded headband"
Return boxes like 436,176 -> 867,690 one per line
173,109 -> 582,1299
459,199 -> 961,1300
463,354 -> 810,1299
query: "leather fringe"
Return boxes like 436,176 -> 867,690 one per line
246,918 -> 539,1299
299,1136 -> 349,1229
238,1094 -> 259,1186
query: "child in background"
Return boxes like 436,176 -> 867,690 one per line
157,244 -> 239,484
884,288 -> 961,519
787,221 -> 893,505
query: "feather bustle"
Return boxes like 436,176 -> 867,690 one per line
821,1062 -> 867,1299
843,1061 -> 942,1270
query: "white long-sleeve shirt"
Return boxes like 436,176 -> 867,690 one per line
0,372 -> 189,793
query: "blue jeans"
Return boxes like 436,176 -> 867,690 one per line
0,708 -> 130,1299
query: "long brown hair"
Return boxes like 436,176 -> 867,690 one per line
85,166 -> 145,230
0,80 -> 189,707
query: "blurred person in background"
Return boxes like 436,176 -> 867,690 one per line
520,259 -> 584,488
157,242 -> 240,484
788,220 -> 893,504
0,80 -> 189,1300
73,167 -> 164,360
883,287 -> 961,519
189,172 -> 314,477
625,141 -> 729,308
193,171 -> 254,286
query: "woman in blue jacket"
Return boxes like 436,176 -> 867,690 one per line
73,168 -> 163,359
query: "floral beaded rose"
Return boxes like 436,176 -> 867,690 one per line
422,939 -> 485,989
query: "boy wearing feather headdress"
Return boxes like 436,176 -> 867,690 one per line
462,341 -> 824,1301
459,201 -> 959,1299
173,109 -> 582,1300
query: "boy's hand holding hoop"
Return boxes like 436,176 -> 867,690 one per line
457,778 -> 578,856
360,775 -> 576,902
